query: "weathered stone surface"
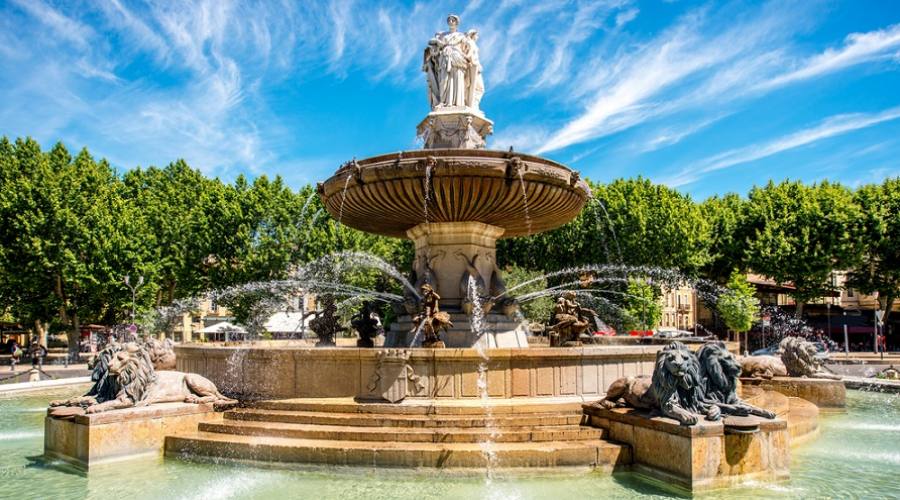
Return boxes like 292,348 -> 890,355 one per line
740,376 -> 846,408
318,149 -> 590,239
44,402 -> 218,469
582,405 -> 790,492
165,397 -> 630,470
177,344 -> 663,400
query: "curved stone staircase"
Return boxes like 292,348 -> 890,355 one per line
165,398 -> 632,469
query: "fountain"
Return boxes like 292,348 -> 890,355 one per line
41,14 -> 830,494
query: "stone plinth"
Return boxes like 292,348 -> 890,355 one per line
416,108 -> 493,149
44,402 -> 218,469
387,312 -> 529,348
583,405 -> 789,492
408,221 -> 503,307
176,344 -> 661,401
740,377 -> 846,408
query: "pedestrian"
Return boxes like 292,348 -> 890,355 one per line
28,338 -> 47,370
9,340 -> 21,371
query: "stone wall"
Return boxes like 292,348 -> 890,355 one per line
176,344 -> 672,400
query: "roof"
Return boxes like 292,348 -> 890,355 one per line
199,322 -> 248,334
264,312 -> 309,333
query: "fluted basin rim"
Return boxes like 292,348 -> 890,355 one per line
319,149 -> 591,238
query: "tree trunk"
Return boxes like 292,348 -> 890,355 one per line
795,301 -> 805,319
880,293 -> 895,324
67,312 -> 81,362
34,320 -> 49,347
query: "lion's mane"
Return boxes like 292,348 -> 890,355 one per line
780,336 -> 821,377
697,341 -> 740,404
650,341 -> 707,414
111,344 -> 158,403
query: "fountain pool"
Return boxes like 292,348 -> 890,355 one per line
5,386 -> 899,499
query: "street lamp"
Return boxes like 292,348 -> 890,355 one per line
123,274 -> 145,325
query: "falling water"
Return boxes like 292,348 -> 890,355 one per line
423,162 -> 433,225
469,275 -> 499,478
408,321 -> 425,348
592,198 -> 623,264
337,173 -> 353,224
517,169 -> 533,236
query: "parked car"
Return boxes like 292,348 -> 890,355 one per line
655,329 -> 693,339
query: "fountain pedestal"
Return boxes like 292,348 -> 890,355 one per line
583,405 -> 790,492
408,221 -> 503,307
44,403 -> 218,469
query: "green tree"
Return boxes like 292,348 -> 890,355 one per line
498,177 -> 710,274
700,193 -> 747,283
717,269 -> 760,334
846,178 -> 900,323
743,180 -> 861,317
622,278 -> 662,331
0,139 -> 142,358
502,265 -> 554,323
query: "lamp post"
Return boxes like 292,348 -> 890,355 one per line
826,302 -> 832,342
123,274 -> 145,327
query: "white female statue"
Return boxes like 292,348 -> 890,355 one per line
423,14 -> 483,111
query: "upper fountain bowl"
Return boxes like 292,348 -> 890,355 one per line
318,149 -> 591,239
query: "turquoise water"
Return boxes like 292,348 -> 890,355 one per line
1,388 -> 898,499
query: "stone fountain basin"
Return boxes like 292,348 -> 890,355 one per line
176,343 -> 664,401
318,149 -> 591,238
177,341 -> 739,401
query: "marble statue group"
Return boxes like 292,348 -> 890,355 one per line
423,14 -> 484,111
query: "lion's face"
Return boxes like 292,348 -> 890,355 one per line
657,342 -> 700,390
698,341 -> 741,393
105,343 -> 155,401
712,347 -> 741,378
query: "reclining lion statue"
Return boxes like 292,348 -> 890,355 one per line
697,342 -> 776,419
51,342 -> 234,414
740,355 -> 788,379
143,337 -> 177,370
595,341 -> 721,426
779,336 -> 841,380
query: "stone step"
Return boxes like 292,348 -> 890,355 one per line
250,398 -> 585,415
165,431 -> 631,469
225,408 -> 584,428
199,419 -> 605,443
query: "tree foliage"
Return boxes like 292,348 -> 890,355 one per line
498,177 -> 710,274
717,269 -> 760,334
846,178 -> 900,322
742,180 -> 861,314
622,278 -> 662,331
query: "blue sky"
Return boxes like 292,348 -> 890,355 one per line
1,0 -> 899,199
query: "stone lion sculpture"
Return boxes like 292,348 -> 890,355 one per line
596,341 -> 721,426
740,355 -> 788,379
50,342 -> 234,415
779,336 -> 841,380
50,342 -> 124,410
143,337 -> 177,370
697,342 -> 776,419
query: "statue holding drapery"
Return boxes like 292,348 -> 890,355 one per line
423,15 -> 485,111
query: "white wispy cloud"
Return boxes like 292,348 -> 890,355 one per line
535,5 -> 793,154
759,23 -> 900,90
534,7 -> 900,156
634,114 -> 728,153
663,106 -> 900,187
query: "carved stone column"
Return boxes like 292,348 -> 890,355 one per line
407,222 -> 504,308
